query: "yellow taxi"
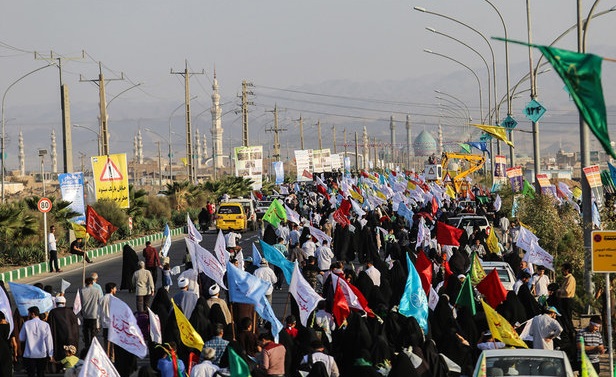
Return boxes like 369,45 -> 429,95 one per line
215,202 -> 248,231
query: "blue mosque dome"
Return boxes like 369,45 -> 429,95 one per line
413,130 -> 437,156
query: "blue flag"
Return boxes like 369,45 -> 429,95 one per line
160,224 -> 171,258
260,240 -> 294,284
252,243 -> 263,267
9,282 -> 54,316
255,294 -> 283,342
467,142 -> 490,154
609,162 -> 616,186
226,261 -> 271,305
398,254 -> 429,334
396,202 -> 414,227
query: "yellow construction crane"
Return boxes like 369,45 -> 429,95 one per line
440,152 -> 485,193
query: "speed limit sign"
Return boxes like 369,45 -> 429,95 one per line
37,197 -> 52,213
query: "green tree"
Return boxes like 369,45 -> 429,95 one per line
162,180 -> 200,210
200,176 -> 253,199
0,201 -> 39,264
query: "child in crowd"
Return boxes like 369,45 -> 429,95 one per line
162,263 -> 172,291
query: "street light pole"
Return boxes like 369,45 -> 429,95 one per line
1,63 -> 55,203
39,149 -> 48,263
525,0 -> 542,193
73,124 -> 102,156
424,50 -> 483,124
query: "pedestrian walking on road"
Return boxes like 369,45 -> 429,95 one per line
79,277 -> 101,348
133,261 -> 155,313
19,306 -> 54,377
143,241 -> 161,287
121,244 -> 139,292
48,226 -> 62,273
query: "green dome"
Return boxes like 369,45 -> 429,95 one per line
413,130 -> 437,156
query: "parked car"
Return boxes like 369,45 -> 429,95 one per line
215,202 -> 248,232
229,198 -> 257,231
447,214 -> 490,236
479,261 -> 517,291
255,200 -> 273,220
473,349 -> 574,377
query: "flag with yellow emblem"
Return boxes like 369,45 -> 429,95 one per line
481,300 -> 528,348
469,252 -> 486,286
172,299 -> 204,351
486,228 -> 500,254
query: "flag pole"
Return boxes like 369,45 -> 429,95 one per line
82,240 -> 87,285
282,293 -> 290,320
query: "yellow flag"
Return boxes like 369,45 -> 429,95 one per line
70,222 -> 89,241
349,188 -> 363,203
481,300 -> 528,348
469,252 -> 486,285
572,186 -> 582,199
376,190 -> 387,200
172,299 -> 204,351
445,185 -> 456,199
486,228 -> 500,254
472,124 -> 514,147
180,157 -> 188,166
407,181 -> 416,190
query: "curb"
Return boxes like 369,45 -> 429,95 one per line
0,227 -> 186,283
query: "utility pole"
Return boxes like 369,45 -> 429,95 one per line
240,80 -> 254,147
35,50 -> 85,173
354,132 -> 359,172
171,60 -> 204,182
332,125 -> 337,154
343,129 -> 347,159
266,105 -> 287,162
80,62 -> 124,156
317,120 -> 322,150
156,141 -> 162,189
298,115 -> 305,150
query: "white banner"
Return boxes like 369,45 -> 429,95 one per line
295,150 -> 313,182
108,296 -> 147,358
58,172 -> 86,223
185,237 -> 227,289
147,308 -> 162,344
289,262 -> 323,326
234,146 -> 263,190
214,230 -> 230,265
78,337 -> 121,377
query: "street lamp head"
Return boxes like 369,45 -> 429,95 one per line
426,27 -> 437,33
423,49 -> 434,54
414,6 -> 427,12
38,149 -> 48,157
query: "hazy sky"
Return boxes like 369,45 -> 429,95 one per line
1,0 -> 616,170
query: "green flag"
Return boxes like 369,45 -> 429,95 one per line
262,199 -> 287,228
459,143 -> 471,154
522,180 -> 535,199
228,347 -> 251,377
493,37 -> 616,159
455,275 -> 476,315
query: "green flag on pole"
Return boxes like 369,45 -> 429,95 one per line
493,37 -> 616,159
228,347 -> 252,377
455,274 -> 476,315
522,179 -> 536,199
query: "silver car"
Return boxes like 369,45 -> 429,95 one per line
473,349 -> 574,377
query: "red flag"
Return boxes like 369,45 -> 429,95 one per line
391,170 -> 397,176
442,257 -> 453,289
467,187 -> 476,201
253,190 -> 263,201
360,170 -> 370,179
316,184 -> 330,201
333,199 -> 351,227
476,268 -> 508,308
86,205 -> 118,244
431,196 -> 438,215
436,221 -> 464,247
302,170 -> 313,179
415,250 -> 433,296
332,280 -> 350,327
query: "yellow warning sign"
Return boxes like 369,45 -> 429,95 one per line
592,230 -> 616,272
91,153 -> 130,208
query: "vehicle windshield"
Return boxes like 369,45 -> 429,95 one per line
218,206 -> 242,215
485,356 -> 565,376
258,201 -> 273,208
459,218 -> 488,228
492,268 -> 512,283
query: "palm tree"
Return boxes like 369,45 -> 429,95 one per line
24,196 -> 82,230
162,180 -> 199,210
126,185 -> 149,218
200,176 -> 254,199
0,201 -> 39,255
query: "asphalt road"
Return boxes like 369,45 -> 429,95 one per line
16,228 -> 291,319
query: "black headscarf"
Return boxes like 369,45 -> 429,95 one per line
496,291 -> 527,325
517,284 -> 541,320
388,352 -> 420,377
121,244 -> 139,291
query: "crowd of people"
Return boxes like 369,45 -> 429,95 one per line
0,174 -> 606,377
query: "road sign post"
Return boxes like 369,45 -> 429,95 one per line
38,197 -> 52,271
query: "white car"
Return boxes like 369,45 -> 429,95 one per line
446,215 -> 490,236
480,261 -> 516,291
473,349 -> 574,377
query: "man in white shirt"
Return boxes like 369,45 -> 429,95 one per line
289,223 -> 301,249
48,225 -> 61,273
364,260 -> 381,287
528,306 -> 563,350
253,259 -> 277,304
315,240 -> 334,271
191,347 -> 219,377
531,265 -> 550,297
20,306 -> 54,377
300,340 -> 339,377
302,237 -> 317,259
225,231 -> 242,254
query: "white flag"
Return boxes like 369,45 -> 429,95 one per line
522,242 -> 554,271
61,279 -> 71,294
108,296 -> 147,358
147,307 -> 162,344
78,337 -> 121,377
170,266 -> 182,275
252,243 -> 262,267
0,287 -> 13,337
186,214 -> 203,242
235,250 -> 245,271
307,225 -> 332,246
73,290 -> 82,325
214,230 -> 230,265
186,237 -> 227,289
428,286 -> 439,311
515,226 -> 540,253
289,262 -> 323,326
493,194 -> 502,212
284,203 -> 301,225
350,198 -> 366,218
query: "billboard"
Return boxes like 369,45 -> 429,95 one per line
234,146 -> 263,190
91,154 -> 130,208
58,172 -> 86,223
